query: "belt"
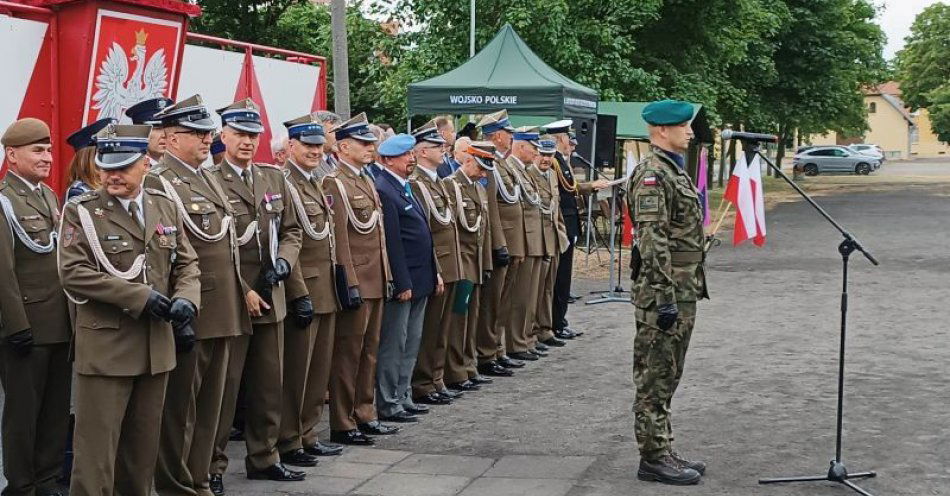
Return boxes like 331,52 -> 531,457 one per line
670,251 -> 703,264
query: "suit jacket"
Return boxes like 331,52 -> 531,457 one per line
209,161 -> 303,323
322,160 -> 389,300
284,162 -> 340,315
375,169 -> 436,298
436,155 -> 460,179
0,174 -> 70,344
508,156 -> 544,257
410,167 -> 462,284
58,187 -> 201,376
447,169 -> 492,284
554,151 -> 595,242
493,155 -> 526,258
144,154 -> 251,339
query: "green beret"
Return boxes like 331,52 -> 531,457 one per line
642,100 -> 694,126
2,118 -> 50,147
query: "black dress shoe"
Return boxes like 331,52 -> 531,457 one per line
329,429 -> 375,445
448,380 -> 480,392
565,326 -> 584,337
478,361 -> 514,377
508,351 -> 538,361
437,388 -> 463,399
554,329 -> 576,340
497,355 -> 526,368
358,420 -> 400,435
542,337 -> 567,347
303,441 -> 343,456
469,374 -> 493,385
379,411 -> 419,423
529,348 -> 549,358
535,342 -> 550,352
209,474 -> 224,496
228,427 -> 244,441
280,448 -> 318,467
405,404 -> 430,415
247,463 -> 306,481
415,392 -> 452,405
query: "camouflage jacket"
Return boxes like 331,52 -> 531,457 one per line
626,146 -> 708,308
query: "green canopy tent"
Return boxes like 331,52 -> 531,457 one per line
407,24 -> 599,119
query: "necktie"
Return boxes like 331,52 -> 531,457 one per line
127,200 -> 143,228
242,169 -> 252,189
403,182 -> 413,200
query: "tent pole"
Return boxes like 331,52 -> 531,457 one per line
469,0 -> 476,58
584,118 -> 598,271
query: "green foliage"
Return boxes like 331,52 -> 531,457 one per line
191,0 -> 887,137
897,3 -> 950,143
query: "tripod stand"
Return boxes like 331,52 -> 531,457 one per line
587,182 -> 629,304
741,142 -> 880,496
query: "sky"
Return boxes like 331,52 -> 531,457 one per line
877,0 -> 945,59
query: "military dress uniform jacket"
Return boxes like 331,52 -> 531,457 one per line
145,154 -> 251,338
322,161 -> 390,300
0,174 -> 70,344
58,188 -> 201,376
284,163 -> 340,315
209,161 -> 303,323
508,157 -> 544,258
627,147 -> 709,308
446,170 -> 492,285
527,166 -> 569,258
410,168 -> 462,284
492,155 -> 527,258
554,151 -> 595,242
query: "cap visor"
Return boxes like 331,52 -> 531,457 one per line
228,122 -> 265,134
351,132 -> 378,142
181,118 -> 218,132
96,152 -> 145,170
423,136 -> 446,145
299,135 -> 327,145
475,156 -> 495,170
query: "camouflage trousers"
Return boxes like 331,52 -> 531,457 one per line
633,301 -> 696,461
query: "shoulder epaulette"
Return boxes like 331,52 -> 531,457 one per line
149,165 -> 169,175
257,163 -> 281,170
71,191 -> 99,204
145,187 -> 171,200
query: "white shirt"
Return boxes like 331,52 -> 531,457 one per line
118,191 -> 145,225
384,167 -> 408,188
339,159 -> 364,177
418,165 -> 439,182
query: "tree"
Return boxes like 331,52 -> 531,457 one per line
897,3 -> 950,143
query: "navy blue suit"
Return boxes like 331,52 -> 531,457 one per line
375,170 -> 437,299
436,155 -> 460,179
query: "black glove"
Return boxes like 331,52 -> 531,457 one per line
273,258 -> 292,282
168,298 -> 197,326
289,296 -> 314,328
145,290 -> 172,320
348,286 -> 364,308
172,321 -> 196,354
5,329 -> 34,357
386,282 -> 396,300
656,303 -> 679,331
492,247 -> 510,267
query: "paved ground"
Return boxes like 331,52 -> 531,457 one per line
2,160 -> 949,495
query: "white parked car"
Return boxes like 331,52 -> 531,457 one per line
848,144 -> 885,163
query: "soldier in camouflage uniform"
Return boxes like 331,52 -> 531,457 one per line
626,100 -> 708,486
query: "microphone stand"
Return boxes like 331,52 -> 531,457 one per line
581,154 -> 629,305
740,140 -> 880,496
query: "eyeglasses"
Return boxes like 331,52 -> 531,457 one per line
175,129 -> 214,139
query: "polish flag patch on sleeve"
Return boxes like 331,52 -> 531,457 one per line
643,175 -> 657,186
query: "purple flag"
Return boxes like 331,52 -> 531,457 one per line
697,147 -> 710,226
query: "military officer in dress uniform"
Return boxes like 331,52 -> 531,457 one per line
527,139 -> 570,349
206,98 -> 304,486
144,95 -> 252,496
473,111 -> 521,375
126,97 -> 174,167
627,100 -> 707,485
0,119 -> 71,496
322,113 -> 397,446
541,120 -> 608,339
409,120 -> 466,404
499,127 -> 547,362
59,123 -> 201,496
445,141 -> 508,385
276,113 -> 345,465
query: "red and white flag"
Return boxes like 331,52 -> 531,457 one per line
723,154 -> 766,246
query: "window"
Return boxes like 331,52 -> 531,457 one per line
809,149 -> 835,156
833,149 -> 848,157
868,102 -> 877,113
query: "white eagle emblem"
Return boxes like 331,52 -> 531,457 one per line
92,29 -> 168,121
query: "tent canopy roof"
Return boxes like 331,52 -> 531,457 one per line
598,101 -> 713,143
408,24 -> 598,118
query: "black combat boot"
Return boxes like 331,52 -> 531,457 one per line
637,455 -> 701,485
670,450 -> 706,475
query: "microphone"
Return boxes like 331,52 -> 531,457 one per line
571,152 -> 593,169
721,130 -> 779,142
